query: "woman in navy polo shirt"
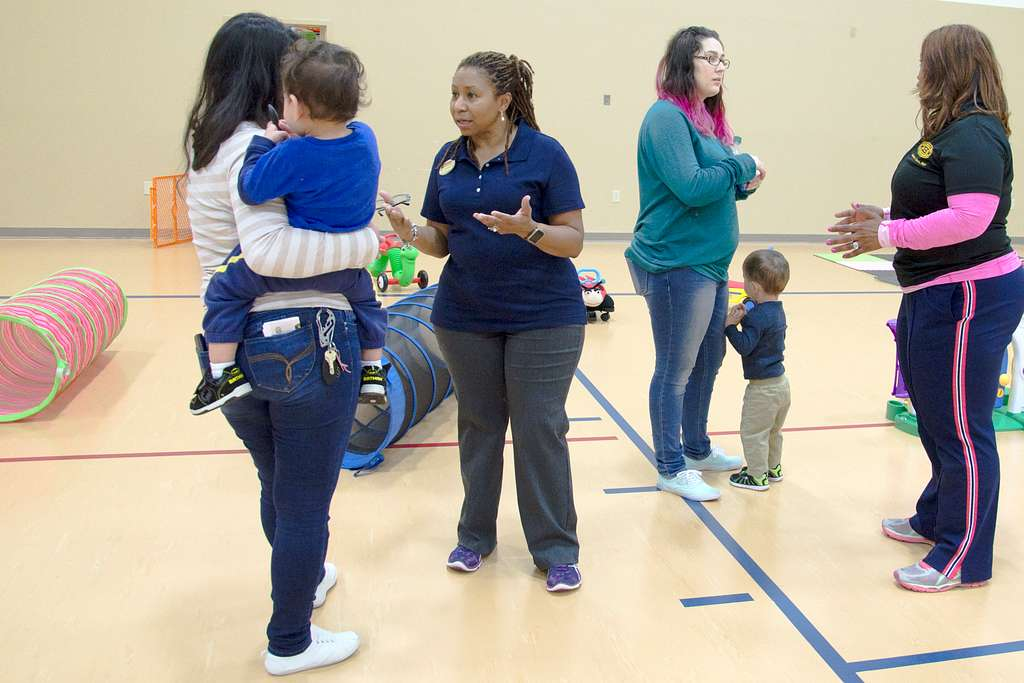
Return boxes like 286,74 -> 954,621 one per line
381,51 -> 587,593
829,25 -> 1023,592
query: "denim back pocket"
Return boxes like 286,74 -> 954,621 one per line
243,325 -> 317,394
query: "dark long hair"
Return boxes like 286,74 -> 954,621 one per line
656,26 -> 734,145
438,51 -> 539,175
917,24 -> 1010,139
184,13 -> 294,171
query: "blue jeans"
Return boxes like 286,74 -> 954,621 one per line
208,307 -> 361,656
628,260 -> 728,477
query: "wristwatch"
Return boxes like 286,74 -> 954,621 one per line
525,226 -> 545,244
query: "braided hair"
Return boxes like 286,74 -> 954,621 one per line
438,51 -> 538,175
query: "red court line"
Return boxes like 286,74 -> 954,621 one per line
0,436 -> 620,464
387,435 -> 619,450
3,425 -> 892,464
0,449 -> 248,464
708,422 -> 893,437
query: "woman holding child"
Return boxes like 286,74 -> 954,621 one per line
186,13 -> 378,675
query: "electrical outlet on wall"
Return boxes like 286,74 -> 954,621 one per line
611,190 -> 621,203
143,180 -> 152,196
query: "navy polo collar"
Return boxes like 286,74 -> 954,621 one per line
454,122 -> 537,165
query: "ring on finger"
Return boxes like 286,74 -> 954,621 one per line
851,240 -> 860,251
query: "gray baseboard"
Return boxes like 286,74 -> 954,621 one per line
2,227 -> 1022,245
589,232 -> 1024,244
736,234 -> 835,243
0,227 -> 149,239
586,232 -> 843,243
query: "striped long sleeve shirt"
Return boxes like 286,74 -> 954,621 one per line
187,122 -> 380,314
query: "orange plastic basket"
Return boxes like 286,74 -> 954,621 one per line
150,174 -> 192,247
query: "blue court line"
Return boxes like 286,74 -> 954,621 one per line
607,290 -> 898,298
780,290 -> 900,296
0,293 -> 201,300
577,367 -> 1024,677
681,593 -> 754,608
569,416 -> 602,422
0,293 -> 414,300
0,291 -> 900,301
603,486 -> 658,495
684,497 -> 857,680
574,367 -> 861,682
573,370 -> 657,469
849,640 -> 1024,673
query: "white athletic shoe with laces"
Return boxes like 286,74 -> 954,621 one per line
684,445 -> 743,472
264,625 -> 359,676
881,518 -> 933,545
893,561 -> 987,593
657,469 -> 721,501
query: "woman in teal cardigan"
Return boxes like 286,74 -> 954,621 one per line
626,26 -> 765,501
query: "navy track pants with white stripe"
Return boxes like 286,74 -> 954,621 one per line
898,267 -> 1024,583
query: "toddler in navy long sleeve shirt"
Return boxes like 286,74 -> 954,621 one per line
725,301 -> 786,379
725,250 -> 791,491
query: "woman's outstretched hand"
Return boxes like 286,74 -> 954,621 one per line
826,202 -> 884,258
473,195 -> 536,237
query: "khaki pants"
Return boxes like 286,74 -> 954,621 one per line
740,375 -> 791,478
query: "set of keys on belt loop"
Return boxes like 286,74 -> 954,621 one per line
316,308 -> 342,384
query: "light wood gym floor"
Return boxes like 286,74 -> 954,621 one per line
2,239 -> 1023,682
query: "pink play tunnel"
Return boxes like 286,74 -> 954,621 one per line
0,268 -> 127,422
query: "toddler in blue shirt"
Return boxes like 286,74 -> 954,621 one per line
725,249 -> 791,491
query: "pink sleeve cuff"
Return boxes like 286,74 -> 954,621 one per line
878,221 -> 893,248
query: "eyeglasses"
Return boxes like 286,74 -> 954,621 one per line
376,193 -> 411,216
696,53 -> 730,69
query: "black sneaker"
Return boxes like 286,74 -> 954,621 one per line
359,365 -> 387,406
189,365 -> 252,415
362,362 -> 389,405
767,464 -> 784,482
728,467 -> 769,491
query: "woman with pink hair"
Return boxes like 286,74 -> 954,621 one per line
626,26 -> 766,501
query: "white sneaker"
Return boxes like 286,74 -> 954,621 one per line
684,445 -> 742,472
893,561 -> 987,593
313,562 -> 337,609
657,469 -> 721,501
264,625 -> 359,676
881,519 -> 933,545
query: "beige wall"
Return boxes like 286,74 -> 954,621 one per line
2,0 -> 1022,235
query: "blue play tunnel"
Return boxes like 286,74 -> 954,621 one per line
342,285 -> 453,471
